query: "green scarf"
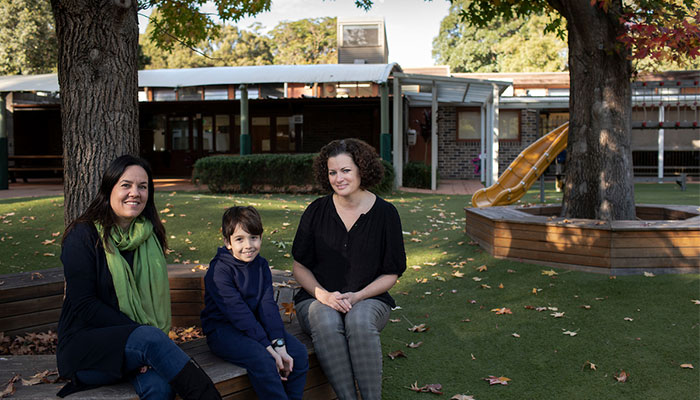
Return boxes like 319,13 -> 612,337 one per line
96,217 -> 171,333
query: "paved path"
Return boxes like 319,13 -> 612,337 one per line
0,178 -> 482,200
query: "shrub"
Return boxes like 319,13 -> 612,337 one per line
403,161 -> 431,189
370,159 -> 395,196
193,154 -> 396,195
193,154 -> 318,193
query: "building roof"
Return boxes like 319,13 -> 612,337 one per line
394,72 -> 511,106
0,64 -> 402,93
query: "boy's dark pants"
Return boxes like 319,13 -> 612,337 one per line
206,326 -> 308,400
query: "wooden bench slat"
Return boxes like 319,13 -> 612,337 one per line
0,294 -> 63,319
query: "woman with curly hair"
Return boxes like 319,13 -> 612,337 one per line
291,138 -> 406,399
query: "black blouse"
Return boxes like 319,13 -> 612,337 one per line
292,195 -> 406,308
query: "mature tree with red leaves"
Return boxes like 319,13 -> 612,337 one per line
458,0 -> 698,220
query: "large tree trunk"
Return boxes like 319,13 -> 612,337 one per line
50,0 -> 140,225
552,0 -> 636,220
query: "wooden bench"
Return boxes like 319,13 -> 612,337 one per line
8,155 -> 63,183
0,266 -> 337,399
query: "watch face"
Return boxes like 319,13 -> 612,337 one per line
274,338 -> 285,347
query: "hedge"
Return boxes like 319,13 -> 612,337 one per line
402,161 -> 432,189
193,154 -> 395,195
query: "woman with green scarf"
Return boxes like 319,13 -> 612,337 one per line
56,155 -> 220,400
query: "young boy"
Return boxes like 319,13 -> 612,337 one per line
201,206 -> 308,399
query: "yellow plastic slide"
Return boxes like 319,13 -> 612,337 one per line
471,121 -> 569,208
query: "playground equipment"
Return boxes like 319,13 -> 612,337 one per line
471,122 -> 568,208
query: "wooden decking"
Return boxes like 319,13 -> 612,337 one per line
0,266 -> 337,399
465,204 -> 700,274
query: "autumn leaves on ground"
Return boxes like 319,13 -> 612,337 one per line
0,184 -> 698,399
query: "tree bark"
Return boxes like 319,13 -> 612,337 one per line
551,0 -> 636,220
50,0 -> 140,225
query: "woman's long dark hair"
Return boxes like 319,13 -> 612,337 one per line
63,155 -> 167,253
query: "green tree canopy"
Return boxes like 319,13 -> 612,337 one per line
0,0 -> 57,75
269,17 -> 337,64
432,0 -> 567,73
139,15 -> 336,69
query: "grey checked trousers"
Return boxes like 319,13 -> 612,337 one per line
296,298 -> 391,400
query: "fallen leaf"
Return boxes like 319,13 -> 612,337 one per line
407,341 -> 423,348
583,361 -> 597,371
279,302 -> 296,321
31,272 -> 44,280
409,382 -> 443,394
51,232 -> 61,237
480,284 -> 491,289
541,269 -> 558,276
472,277 -> 482,282
680,363 -> 694,369
452,271 -> 464,278
691,299 -> 700,305
450,395 -> 475,400
484,376 -> 510,386
624,317 -> 634,322
507,269 -> 516,273
512,333 -> 520,338
581,305 -> 591,310
409,265 -> 422,270
410,238 -> 422,242
408,324 -> 429,333
387,350 -> 406,360
471,353 -> 476,360
532,288 -> 541,295
643,272 -> 655,277
389,318 -> 401,323
1,374 -> 20,398
42,253 -> 55,257
41,239 -> 55,245
477,265 -> 487,272
498,283 -> 504,289
562,330 -> 578,336
551,312 -> 565,318
614,370 -> 629,383
491,307 -> 512,315
415,278 -> 428,284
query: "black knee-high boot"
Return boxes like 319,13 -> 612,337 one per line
170,359 -> 222,400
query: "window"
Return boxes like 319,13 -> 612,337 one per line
203,117 -> 214,151
179,87 -> 203,101
458,109 -> 520,141
275,117 -> 295,152
457,109 -> 481,140
342,24 -> 380,47
151,115 -> 167,152
169,116 -> 190,150
153,88 -> 176,102
215,115 -> 230,152
205,86 -> 229,100
499,110 -> 520,140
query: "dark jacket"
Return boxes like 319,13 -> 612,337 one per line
56,222 -> 140,397
200,248 -> 285,347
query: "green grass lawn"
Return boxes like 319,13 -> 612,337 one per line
0,183 -> 698,398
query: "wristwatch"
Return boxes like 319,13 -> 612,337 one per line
271,338 -> 285,349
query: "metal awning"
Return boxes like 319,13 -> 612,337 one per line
0,64 -> 402,93
394,72 -> 510,106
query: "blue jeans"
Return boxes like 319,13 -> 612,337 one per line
75,325 -> 190,400
206,325 -> 309,400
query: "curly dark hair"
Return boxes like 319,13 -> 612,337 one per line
313,138 -> 384,193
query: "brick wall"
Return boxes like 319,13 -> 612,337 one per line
437,107 -> 539,180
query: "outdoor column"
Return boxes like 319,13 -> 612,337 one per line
0,95 -> 7,190
380,82 -> 391,162
431,81 -> 438,191
491,84 -> 500,186
239,85 -> 251,155
485,98 -> 493,187
392,77 -> 402,188
480,104 -> 486,183
658,105 -> 665,183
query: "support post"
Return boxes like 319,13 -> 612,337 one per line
0,95 -> 7,190
491,84 -> 500,187
540,174 -> 545,203
658,105 -> 664,183
239,85 -> 250,155
431,81 -> 438,191
392,77 -> 402,188
380,82 -> 391,162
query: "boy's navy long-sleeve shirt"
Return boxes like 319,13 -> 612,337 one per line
201,247 -> 285,347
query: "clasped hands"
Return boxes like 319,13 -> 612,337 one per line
266,345 -> 293,381
318,290 -> 359,313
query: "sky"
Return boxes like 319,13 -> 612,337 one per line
138,0 -> 452,68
